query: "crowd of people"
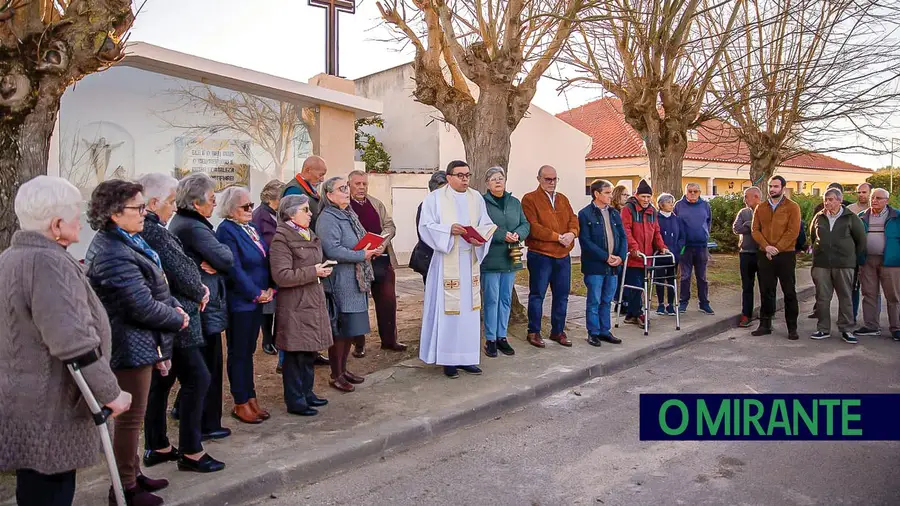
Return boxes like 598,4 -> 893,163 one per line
1,156 -> 896,506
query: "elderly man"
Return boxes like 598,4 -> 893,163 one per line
751,176 -> 802,339
521,165 -> 580,349
856,188 -> 900,340
418,160 -> 496,378
674,182 -> 713,314
348,170 -> 408,356
809,188 -> 867,343
733,187 -> 762,328
283,155 -> 328,228
620,179 -> 670,326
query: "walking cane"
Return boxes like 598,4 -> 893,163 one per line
65,358 -> 126,506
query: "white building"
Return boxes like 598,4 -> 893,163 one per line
354,63 -> 593,263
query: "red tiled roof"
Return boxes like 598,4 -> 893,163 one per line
556,97 -> 872,173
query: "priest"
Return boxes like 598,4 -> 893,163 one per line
419,160 -> 497,378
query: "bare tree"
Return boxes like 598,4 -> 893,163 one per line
162,85 -> 312,180
0,0 -> 135,249
704,0 -> 900,188
376,0 -> 590,191
560,0 -> 744,197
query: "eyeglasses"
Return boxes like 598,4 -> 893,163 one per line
239,203 -> 255,212
488,177 -> 506,183
123,204 -> 147,214
451,172 -> 471,179
337,185 -> 350,193
542,177 -> 559,183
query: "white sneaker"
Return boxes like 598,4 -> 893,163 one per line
810,331 -> 830,340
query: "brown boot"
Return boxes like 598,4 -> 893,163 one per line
330,375 -> 355,392
247,398 -> 270,420
527,332 -> 545,348
231,403 -> 263,424
344,370 -> 365,384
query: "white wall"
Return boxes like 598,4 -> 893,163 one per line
365,173 -> 431,264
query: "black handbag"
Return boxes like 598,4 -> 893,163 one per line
324,277 -> 341,337
409,241 -> 433,276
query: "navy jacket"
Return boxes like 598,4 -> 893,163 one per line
216,219 -> 272,313
674,197 -> 711,247
658,212 -> 686,263
85,228 -> 183,369
577,203 -> 628,276
169,209 -> 233,335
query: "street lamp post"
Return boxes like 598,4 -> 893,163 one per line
892,138 -> 899,195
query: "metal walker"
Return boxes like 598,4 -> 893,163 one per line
614,251 -> 681,335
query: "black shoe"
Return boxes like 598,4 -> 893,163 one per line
751,320 -> 772,336
142,448 -> 180,468
170,407 -> 179,421
262,343 -> 277,355
459,365 -> 483,375
306,394 -> 328,407
598,334 -> 622,344
443,366 -> 459,378
484,340 -> 498,357
314,353 -> 330,366
496,338 -> 515,356
288,406 -> 319,416
177,453 -> 225,473
200,428 -> 232,441
587,335 -> 603,347
788,330 -> 799,341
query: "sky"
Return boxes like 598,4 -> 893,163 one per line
127,0 -> 898,170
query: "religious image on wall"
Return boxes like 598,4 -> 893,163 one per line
59,121 -> 135,196
174,137 -> 251,191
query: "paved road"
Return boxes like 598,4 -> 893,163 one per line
247,303 -> 900,506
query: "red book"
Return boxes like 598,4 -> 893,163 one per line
462,226 -> 487,244
353,232 -> 388,251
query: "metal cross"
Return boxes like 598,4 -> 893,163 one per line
307,0 -> 356,77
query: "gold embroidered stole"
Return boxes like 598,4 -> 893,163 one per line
439,187 -> 495,314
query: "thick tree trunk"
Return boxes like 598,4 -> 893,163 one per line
749,151 -> 780,193
0,85 -> 60,251
643,126 -> 688,199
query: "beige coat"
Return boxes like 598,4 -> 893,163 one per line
269,222 -> 335,352
368,195 -> 398,267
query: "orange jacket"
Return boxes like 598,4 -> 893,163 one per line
751,197 -> 801,253
521,187 -> 579,258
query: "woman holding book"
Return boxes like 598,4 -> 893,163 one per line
316,176 -> 380,392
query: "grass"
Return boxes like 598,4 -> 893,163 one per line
514,253 -> 811,299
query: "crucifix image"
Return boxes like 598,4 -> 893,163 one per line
307,0 -> 356,77
82,136 -> 125,184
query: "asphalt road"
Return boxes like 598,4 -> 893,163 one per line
247,304 -> 900,506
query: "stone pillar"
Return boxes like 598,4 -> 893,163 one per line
306,73 -> 357,176
707,177 -> 715,196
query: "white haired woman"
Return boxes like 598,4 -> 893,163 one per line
269,195 -> 334,416
216,186 -> 274,423
0,176 -> 131,506
137,173 -> 224,474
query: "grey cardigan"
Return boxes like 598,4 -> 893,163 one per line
316,206 -> 370,314
0,232 -> 121,474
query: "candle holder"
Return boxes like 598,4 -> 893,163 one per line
509,241 -> 524,270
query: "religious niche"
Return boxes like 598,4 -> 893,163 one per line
59,121 -> 135,197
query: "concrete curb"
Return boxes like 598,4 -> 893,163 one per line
169,283 -> 816,506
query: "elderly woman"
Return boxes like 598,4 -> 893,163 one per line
410,171 -> 448,284
0,176 -> 130,506
168,173 -> 234,441
216,186 -> 274,423
85,179 -> 189,505
480,167 -> 530,358
269,195 -> 334,415
137,173 -> 224,474
316,176 -> 379,392
252,180 -> 285,358
655,193 -> 685,315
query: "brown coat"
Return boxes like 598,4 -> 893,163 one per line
751,197 -> 802,252
368,195 -> 399,267
521,186 -> 580,258
269,222 -> 334,352
0,231 -> 121,474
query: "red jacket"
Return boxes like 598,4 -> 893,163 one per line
620,197 -> 667,268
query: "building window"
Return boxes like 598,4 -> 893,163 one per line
712,185 -> 718,196
585,185 -> 591,196
813,188 -> 821,196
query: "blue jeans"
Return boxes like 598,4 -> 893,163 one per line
585,273 -> 618,337
482,271 -> 516,341
527,252 -> 571,335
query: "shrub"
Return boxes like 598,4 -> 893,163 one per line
709,194 -> 744,253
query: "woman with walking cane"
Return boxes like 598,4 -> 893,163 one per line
0,176 -> 131,506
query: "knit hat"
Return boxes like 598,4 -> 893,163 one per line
636,179 -> 652,195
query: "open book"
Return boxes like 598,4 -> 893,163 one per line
461,224 -> 497,244
353,232 -> 389,251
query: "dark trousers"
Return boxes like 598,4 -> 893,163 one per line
739,252 -> 761,318
679,246 -> 709,305
199,332 -> 225,432
282,351 -> 317,412
261,313 -> 276,348
145,346 -> 211,454
356,258 -> 397,349
16,469 -> 76,506
654,259 -> 677,305
624,267 -> 646,318
757,251 -> 799,330
112,366 -> 152,489
226,308 -> 263,405
527,251 -> 571,335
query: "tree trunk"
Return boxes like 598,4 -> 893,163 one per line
0,86 -> 60,251
642,126 -> 688,199
749,151 -> 779,193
